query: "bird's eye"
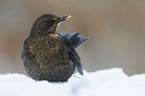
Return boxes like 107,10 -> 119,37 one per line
52,20 -> 57,22
46,20 -> 57,23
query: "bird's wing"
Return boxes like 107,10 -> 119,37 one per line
61,32 -> 88,48
68,49 -> 84,75
60,35 -> 84,75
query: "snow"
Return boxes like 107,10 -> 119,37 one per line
0,68 -> 145,96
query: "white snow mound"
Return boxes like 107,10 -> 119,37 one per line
0,68 -> 145,96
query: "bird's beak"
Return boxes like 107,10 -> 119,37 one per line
58,15 -> 72,22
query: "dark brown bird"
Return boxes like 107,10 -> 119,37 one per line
21,14 -> 88,82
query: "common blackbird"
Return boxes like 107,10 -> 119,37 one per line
21,14 -> 88,82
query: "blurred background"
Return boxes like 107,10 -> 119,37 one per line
0,0 -> 145,75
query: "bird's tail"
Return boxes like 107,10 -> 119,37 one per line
62,32 -> 88,48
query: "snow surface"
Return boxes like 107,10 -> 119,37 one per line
0,68 -> 145,96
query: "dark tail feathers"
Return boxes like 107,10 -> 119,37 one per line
62,32 -> 88,48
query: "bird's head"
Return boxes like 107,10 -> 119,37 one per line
30,14 -> 72,37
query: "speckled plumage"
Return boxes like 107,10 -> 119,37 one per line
21,14 -> 88,82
